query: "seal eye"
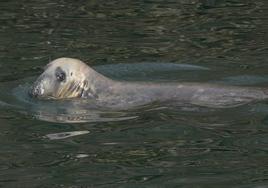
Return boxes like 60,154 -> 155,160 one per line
55,67 -> 66,82
56,72 -> 66,82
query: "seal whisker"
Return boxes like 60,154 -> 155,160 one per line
65,81 -> 80,98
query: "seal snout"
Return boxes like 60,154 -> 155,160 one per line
29,82 -> 43,98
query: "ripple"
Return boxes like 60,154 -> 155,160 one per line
75,154 -> 89,158
219,75 -> 268,86
45,130 -> 90,140
10,82 -> 139,123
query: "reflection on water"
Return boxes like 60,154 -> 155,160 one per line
0,0 -> 267,187
45,130 -> 90,140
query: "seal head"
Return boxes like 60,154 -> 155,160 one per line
29,58 -> 92,99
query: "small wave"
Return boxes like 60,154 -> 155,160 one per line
45,130 -> 90,140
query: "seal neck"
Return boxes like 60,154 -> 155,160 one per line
83,66 -> 115,98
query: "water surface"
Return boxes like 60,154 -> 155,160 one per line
0,0 -> 267,187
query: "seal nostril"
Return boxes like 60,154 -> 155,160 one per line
29,86 -> 39,98
29,89 -> 35,98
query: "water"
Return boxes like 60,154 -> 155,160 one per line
0,0 -> 268,187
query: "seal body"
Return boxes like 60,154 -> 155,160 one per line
29,58 -> 268,108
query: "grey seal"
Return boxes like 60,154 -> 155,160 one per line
29,57 -> 268,108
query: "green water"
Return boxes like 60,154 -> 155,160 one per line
0,0 -> 268,187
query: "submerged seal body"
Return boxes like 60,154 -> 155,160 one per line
29,57 -> 268,108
